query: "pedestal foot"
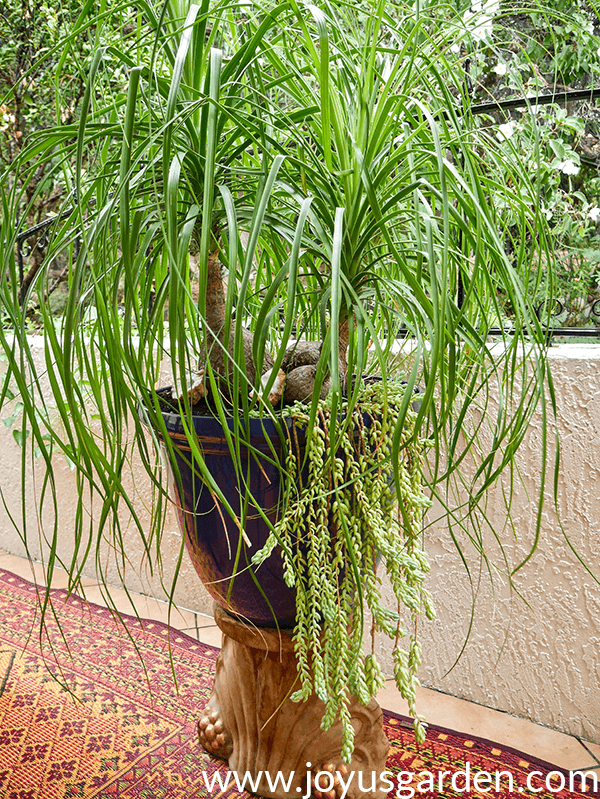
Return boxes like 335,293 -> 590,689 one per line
198,604 -> 390,799
197,699 -> 233,760
311,763 -> 350,799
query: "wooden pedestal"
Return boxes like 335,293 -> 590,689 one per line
198,604 -> 390,799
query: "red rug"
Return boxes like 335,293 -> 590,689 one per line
0,566 -> 597,798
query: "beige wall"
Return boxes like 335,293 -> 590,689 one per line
375,344 -> 600,744
0,336 -> 214,615
1,339 -> 599,742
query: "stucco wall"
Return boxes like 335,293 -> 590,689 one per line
0,337 -> 214,615
0,339 -> 599,742
374,344 -> 600,744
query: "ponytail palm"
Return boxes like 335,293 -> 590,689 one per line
251,0 -> 553,496
1,0 -> 555,757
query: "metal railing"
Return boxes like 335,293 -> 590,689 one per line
487,299 -> 600,341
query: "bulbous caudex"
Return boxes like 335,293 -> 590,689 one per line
191,249 -> 350,406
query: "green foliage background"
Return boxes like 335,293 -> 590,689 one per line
3,0 -> 600,323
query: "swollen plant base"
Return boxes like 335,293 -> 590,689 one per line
198,604 -> 390,799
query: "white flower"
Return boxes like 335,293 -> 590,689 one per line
559,159 -> 580,175
589,206 -> 600,222
497,121 -> 516,140
493,62 -> 507,75
463,0 -> 494,41
471,18 -> 493,40
450,42 -> 462,54
597,46 -> 600,58
541,206 -> 553,221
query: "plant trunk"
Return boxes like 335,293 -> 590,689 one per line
200,251 -> 350,405
200,250 -> 273,390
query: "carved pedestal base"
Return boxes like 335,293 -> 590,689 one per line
198,604 -> 390,799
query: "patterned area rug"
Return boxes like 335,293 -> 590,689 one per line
0,566 -> 596,798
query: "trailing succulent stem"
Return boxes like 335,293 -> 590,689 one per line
251,380 -> 435,760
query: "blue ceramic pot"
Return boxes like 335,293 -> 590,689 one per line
148,394 -> 299,627
144,382 -> 421,628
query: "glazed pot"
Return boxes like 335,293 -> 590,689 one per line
143,382 -> 422,628
146,392 -> 299,627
